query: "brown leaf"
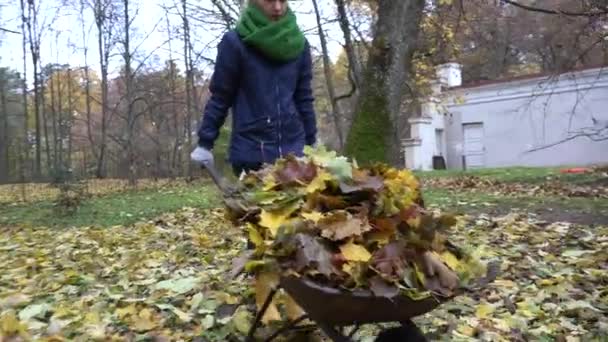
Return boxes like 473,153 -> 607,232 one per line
228,250 -> 255,280
371,242 -> 408,280
291,233 -> 340,277
274,156 -> 318,185
339,175 -> 384,194
371,217 -> 399,232
369,276 -> 399,298
305,192 -> 348,211
319,211 -> 372,241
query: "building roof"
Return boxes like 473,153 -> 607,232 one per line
451,64 -> 608,90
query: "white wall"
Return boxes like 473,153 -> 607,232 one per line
444,67 -> 608,169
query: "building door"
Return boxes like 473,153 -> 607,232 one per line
435,129 -> 444,156
463,123 -> 485,169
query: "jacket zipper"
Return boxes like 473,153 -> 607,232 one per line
276,82 -> 283,158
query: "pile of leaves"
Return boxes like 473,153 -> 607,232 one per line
225,147 -> 487,308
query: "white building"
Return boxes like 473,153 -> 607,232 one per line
404,63 -> 608,170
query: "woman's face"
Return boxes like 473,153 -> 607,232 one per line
254,0 -> 288,21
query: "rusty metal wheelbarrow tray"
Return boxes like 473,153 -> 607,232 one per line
279,276 -> 445,326
246,275 -> 450,342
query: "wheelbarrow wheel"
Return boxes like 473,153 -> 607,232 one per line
374,321 -> 427,342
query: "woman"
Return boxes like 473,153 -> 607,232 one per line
191,0 -> 317,176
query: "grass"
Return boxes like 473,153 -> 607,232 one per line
422,187 -> 608,225
415,166 -> 604,184
0,182 -> 221,228
2,166 -> 606,228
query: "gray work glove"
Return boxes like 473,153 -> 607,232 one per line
190,146 -> 214,165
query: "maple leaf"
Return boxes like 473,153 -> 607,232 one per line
273,156 -> 318,185
306,170 -> 334,194
318,211 -> 372,241
304,145 -> 352,181
289,233 -> 340,277
339,174 -> 384,194
257,200 -> 300,237
339,241 -> 372,262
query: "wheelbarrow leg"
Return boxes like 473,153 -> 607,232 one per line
264,315 -> 309,342
246,287 -> 278,342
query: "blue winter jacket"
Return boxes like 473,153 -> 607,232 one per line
197,30 -> 317,165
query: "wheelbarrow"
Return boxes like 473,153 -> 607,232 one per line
200,161 -> 499,342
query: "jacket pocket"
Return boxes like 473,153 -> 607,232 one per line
238,116 -> 276,140
281,113 -> 305,142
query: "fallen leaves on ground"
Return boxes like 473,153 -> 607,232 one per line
0,178 -> 196,204
422,175 -> 608,199
413,213 -> 608,341
0,207 -> 606,340
0,207 -> 254,341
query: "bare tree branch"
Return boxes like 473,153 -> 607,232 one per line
0,27 -> 20,34
501,0 -> 608,17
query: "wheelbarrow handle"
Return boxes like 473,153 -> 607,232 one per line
200,160 -> 236,196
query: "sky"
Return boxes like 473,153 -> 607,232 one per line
0,0 -> 351,84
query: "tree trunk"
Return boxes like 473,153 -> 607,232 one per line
0,76 -> 8,183
312,0 -> 344,150
94,0 -> 111,179
66,68 -> 74,170
56,67 -> 64,173
80,0 -> 96,175
165,11 -> 181,178
122,0 -> 137,186
182,0 -> 193,179
20,0 -> 30,186
345,0 -> 425,166
50,68 -> 59,172
25,1 -> 42,177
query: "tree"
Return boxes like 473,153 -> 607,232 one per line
312,0 -> 344,150
85,0 -> 118,178
345,0 -> 426,165
0,69 -> 24,183
23,0 -> 43,177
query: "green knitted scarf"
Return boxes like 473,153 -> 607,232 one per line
236,4 -> 305,62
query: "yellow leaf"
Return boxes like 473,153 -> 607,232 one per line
170,307 -> 192,322
84,311 -> 101,325
139,308 -> 153,320
301,211 -> 323,224
133,309 -> 157,332
255,272 -> 281,324
366,230 -> 394,245
306,170 -> 333,193
339,241 -> 372,262
231,307 -> 252,334
0,311 -> 28,336
283,294 -> 305,320
259,210 -> 288,237
247,224 -> 264,248
214,292 -> 240,305
192,233 -> 212,247
456,324 -> 476,337
262,174 -> 278,191
438,251 -> 460,271
475,302 -> 495,319
116,304 -> 137,319
258,201 -> 300,237
406,216 -> 421,229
